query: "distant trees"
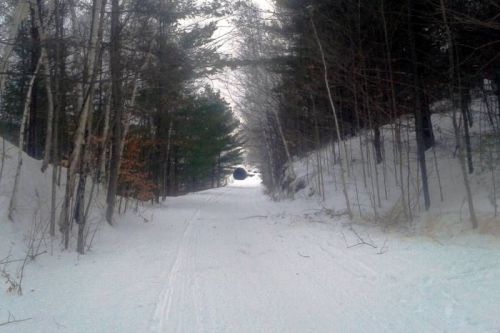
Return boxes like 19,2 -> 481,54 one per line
0,0 -> 241,253
233,1 -> 293,196
168,88 -> 243,192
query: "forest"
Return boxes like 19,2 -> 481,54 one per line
1,0 -> 500,331
235,0 -> 500,225
1,0 -> 500,254
0,0 -> 243,253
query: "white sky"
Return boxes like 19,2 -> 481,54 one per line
254,0 -> 274,11
207,0 -> 275,108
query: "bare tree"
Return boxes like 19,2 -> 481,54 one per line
310,10 -> 352,219
439,0 -> 478,228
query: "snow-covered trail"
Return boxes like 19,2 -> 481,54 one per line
148,179 -> 500,333
2,177 -> 500,333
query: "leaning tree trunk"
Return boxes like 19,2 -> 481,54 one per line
8,56 -> 42,221
310,12 -> 352,219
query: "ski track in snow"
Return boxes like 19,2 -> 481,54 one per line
150,193 -> 217,332
147,179 -> 500,333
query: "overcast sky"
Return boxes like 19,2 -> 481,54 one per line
254,0 -> 274,11
204,0 -> 275,110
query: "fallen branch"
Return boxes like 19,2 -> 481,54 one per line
297,252 -> 311,258
0,312 -> 32,327
0,317 -> 32,327
0,251 -> 46,266
377,239 -> 388,255
347,242 -> 377,249
28,250 -> 47,261
0,257 -> 19,265
342,225 -> 378,249
238,215 -> 268,220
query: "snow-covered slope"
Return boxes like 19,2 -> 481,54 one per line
289,99 -> 500,237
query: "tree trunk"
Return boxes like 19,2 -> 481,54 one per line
106,0 -> 124,224
27,8 -> 41,158
75,168 -> 86,254
8,56 -> 42,221
408,0 -> 431,211
494,74 -> 500,120
49,0 -> 65,237
373,123 -> 383,165
460,84 -> 474,174
50,90 -> 59,237
33,1 -> 55,172
439,0 -> 478,229
381,0 -> 408,220
98,97 -> 111,183
163,120 -> 174,198
59,0 -> 104,243
311,13 -> 352,219
421,94 -> 435,150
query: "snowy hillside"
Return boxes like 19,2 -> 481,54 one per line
288,99 -> 500,237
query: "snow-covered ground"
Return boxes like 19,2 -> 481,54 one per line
2,172 -> 500,332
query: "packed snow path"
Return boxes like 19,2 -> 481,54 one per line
148,178 -> 500,333
2,177 -> 500,332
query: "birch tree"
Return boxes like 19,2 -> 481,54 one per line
8,56 -> 42,220
59,0 -> 105,247
310,10 -> 352,219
